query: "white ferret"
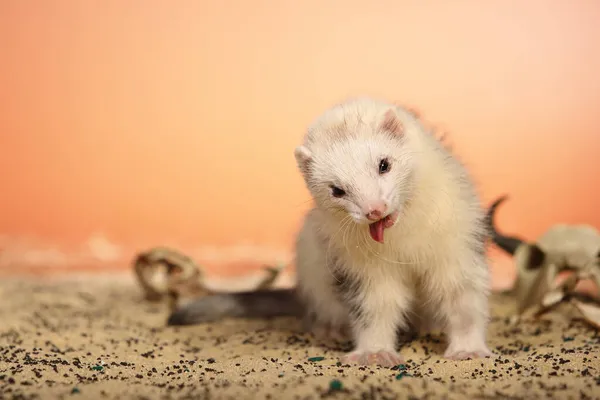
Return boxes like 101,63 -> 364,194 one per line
168,97 -> 493,367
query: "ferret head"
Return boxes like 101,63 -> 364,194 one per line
295,98 -> 418,242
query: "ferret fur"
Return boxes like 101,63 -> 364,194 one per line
168,97 -> 492,366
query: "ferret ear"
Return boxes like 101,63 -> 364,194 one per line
380,109 -> 404,136
294,145 -> 312,174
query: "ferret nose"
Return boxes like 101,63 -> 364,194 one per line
365,202 -> 387,221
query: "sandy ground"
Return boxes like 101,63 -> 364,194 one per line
0,275 -> 599,400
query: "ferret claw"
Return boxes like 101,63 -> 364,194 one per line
444,347 -> 492,360
341,349 -> 404,367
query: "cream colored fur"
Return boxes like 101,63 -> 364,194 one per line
294,97 -> 492,366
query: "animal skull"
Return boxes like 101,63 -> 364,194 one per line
486,196 -> 600,328
133,246 -> 285,310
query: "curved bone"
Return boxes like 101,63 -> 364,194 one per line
573,299 -> 600,329
485,195 -> 526,255
133,247 -> 208,303
513,244 -> 556,314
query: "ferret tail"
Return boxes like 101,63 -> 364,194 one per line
485,195 -> 525,256
166,288 -> 303,326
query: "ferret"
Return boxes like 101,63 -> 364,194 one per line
168,97 -> 493,366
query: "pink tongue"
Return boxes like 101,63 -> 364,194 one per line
369,219 -> 386,243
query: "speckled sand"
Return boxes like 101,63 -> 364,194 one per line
1,276 -> 598,400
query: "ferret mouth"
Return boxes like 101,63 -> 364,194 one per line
368,211 -> 399,244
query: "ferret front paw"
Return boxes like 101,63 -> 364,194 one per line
444,346 -> 492,360
341,349 -> 404,367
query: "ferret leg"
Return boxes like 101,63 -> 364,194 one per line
341,278 -> 410,367
439,283 -> 492,360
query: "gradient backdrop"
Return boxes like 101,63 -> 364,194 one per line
1,1 -> 599,288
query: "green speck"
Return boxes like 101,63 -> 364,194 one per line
523,345 -> 530,352
71,387 -> 80,394
563,336 -> 574,342
395,372 -> 412,380
91,365 -> 103,371
392,364 -> 407,371
278,373 -> 284,378
308,356 -> 325,362
184,368 -> 190,372
336,361 -> 342,367
329,379 -> 343,391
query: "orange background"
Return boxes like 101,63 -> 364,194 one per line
1,1 -> 599,287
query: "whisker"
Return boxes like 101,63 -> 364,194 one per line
355,222 -> 418,266
291,198 -> 315,208
324,215 -> 353,283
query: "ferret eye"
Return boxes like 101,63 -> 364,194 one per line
379,158 -> 391,174
330,185 -> 346,198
